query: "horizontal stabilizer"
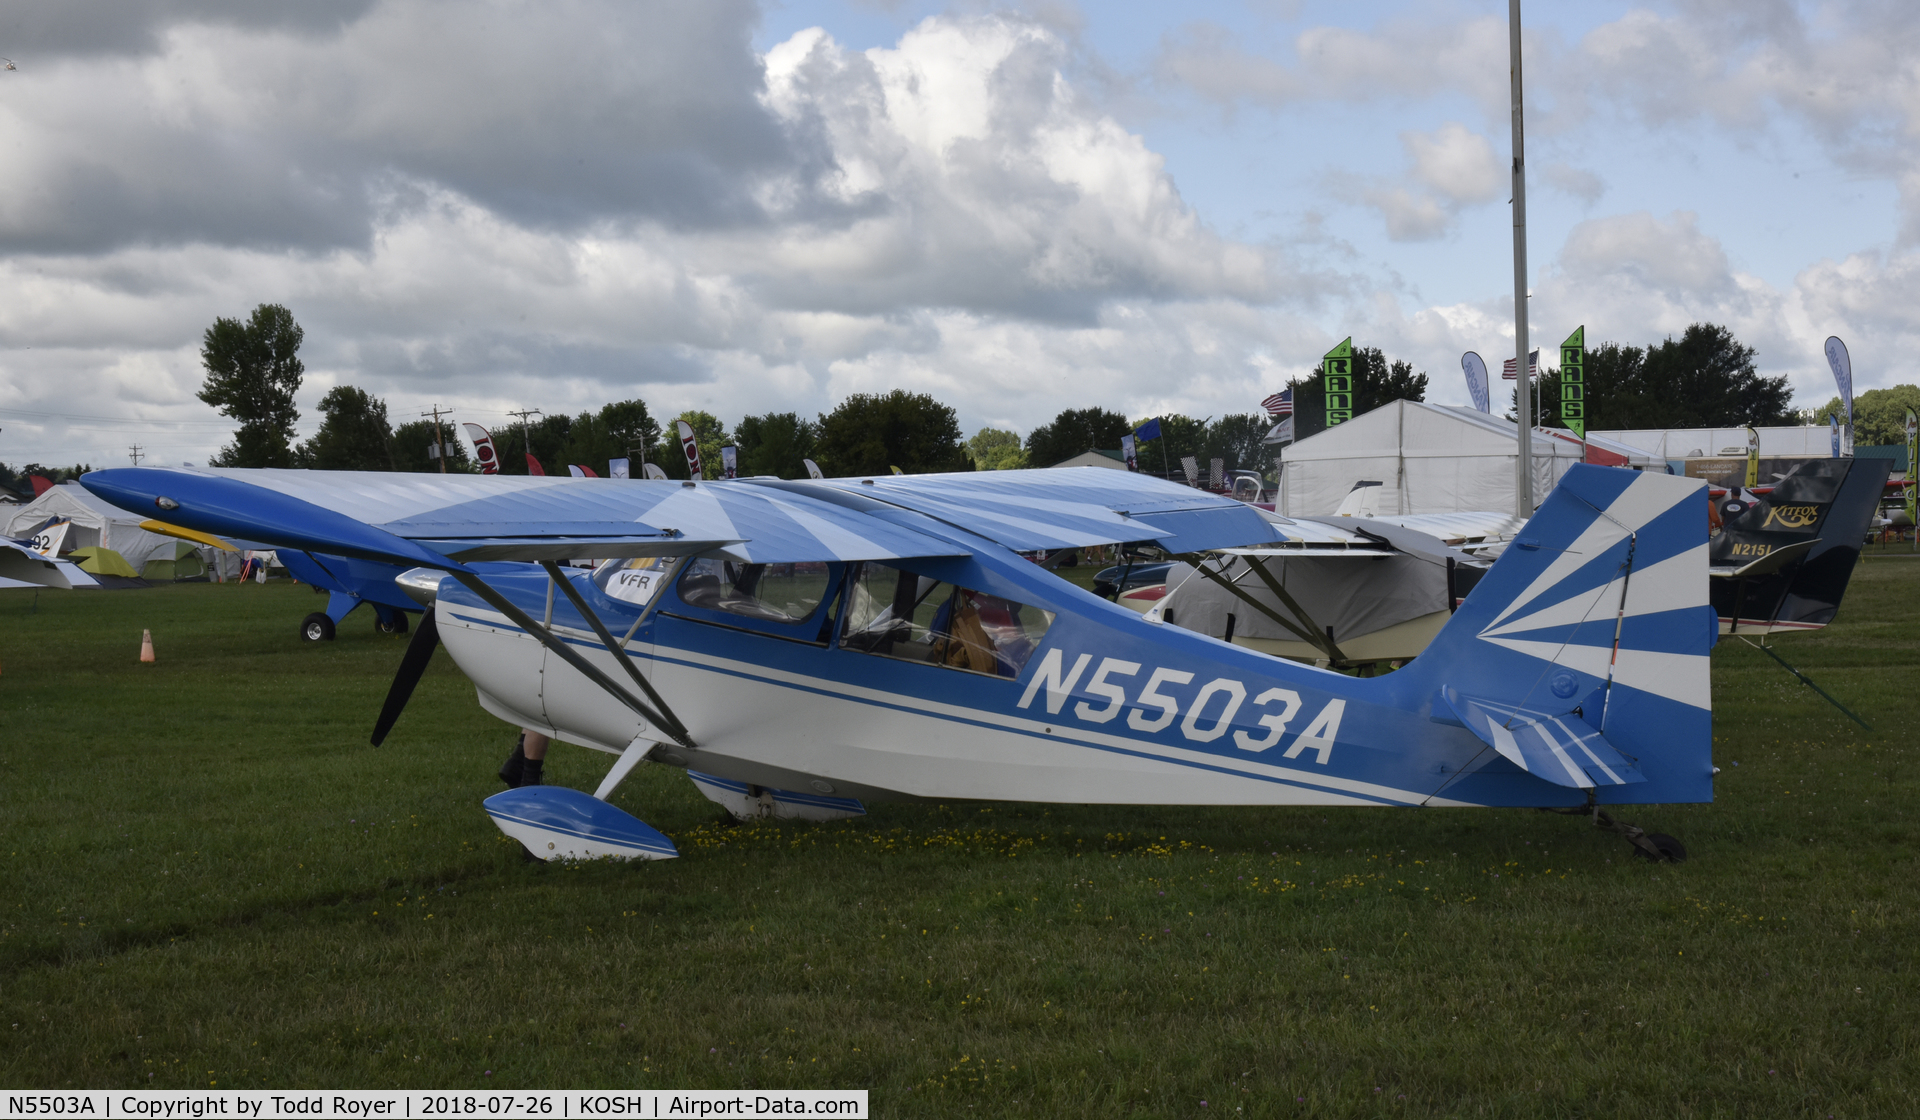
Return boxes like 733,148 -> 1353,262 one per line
1440,686 -> 1645,789
483,786 -> 678,861
688,770 -> 867,822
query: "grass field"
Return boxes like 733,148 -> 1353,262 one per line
2,560 -> 1916,1116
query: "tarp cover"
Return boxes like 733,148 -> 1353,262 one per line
1158,549 -> 1450,645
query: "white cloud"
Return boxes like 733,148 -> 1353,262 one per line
1358,123 -> 1502,242
0,7 -> 1329,468
1542,162 -> 1605,204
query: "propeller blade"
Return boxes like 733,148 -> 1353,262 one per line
370,608 -> 440,746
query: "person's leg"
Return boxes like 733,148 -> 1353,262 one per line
519,731 -> 550,786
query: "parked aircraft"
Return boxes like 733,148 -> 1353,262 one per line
83,464 -> 1717,864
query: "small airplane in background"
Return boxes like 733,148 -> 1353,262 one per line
0,535 -> 101,590
1704,456 -> 1890,637
83,462 -> 1720,865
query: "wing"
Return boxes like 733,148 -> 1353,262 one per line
81,467 -> 965,568
786,468 -> 1289,553
81,466 -> 1299,569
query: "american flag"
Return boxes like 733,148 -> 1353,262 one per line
1262,388 -> 1293,417
1501,350 -> 1540,380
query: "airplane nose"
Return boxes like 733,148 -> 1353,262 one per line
395,566 -> 447,606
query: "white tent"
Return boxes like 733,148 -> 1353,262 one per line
2,481 -> 198,576
1277,400 -> 1658,516
1592,426 -> 1833,462
1047,449 -> 1130,470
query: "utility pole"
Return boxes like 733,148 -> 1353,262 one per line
422,405 -> 450,473
129,444 -> 144,465
507,408 -> 543,474
1510,0 -> 1534,518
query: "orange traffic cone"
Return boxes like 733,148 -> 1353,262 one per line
140,629 -> 155,663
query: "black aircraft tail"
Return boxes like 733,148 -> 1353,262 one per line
1710,456 -> 1892,634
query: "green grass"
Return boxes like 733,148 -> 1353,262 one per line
1,564 -> 1916,1116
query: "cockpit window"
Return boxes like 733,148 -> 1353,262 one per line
675,558 -> 833,625
840,562 -> 1053,678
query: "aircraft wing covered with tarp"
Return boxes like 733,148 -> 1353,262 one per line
78,466 -> 1291,568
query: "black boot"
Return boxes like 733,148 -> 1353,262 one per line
499,735 -> 526,787
518,756 -> 544,788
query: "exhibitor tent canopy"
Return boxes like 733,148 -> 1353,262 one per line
1277,400 -> 1656,516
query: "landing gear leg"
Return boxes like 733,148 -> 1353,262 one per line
1548,799 -> 1688,862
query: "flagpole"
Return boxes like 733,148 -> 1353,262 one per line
1509,0 -> 1533,518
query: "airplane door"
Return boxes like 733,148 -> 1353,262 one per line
534,562 -> 666,752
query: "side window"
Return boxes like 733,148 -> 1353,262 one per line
593,556 -> 675,607
840,562 -> 1053,678
675,558 -> 833,625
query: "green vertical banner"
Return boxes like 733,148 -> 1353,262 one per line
1323,337 -> 1354,428
1559,325 -> 1586,439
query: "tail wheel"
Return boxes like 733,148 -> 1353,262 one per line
300,612 -> 336,643
1633,832 -> 1688,863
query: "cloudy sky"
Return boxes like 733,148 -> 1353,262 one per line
1,0 -> 1914,468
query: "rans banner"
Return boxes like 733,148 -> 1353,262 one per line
461,423 -> 500,474
1559,326 -> 1586,438
608,457 -> 630,479
676,420 -> 702,479
720,445 -> 738,479
1461,351 -> 1491,413
1745,426 -> 1761,488
1825,336 -> 1854,456
1120,433 -> 1138,471
1323,337 -> 1354,428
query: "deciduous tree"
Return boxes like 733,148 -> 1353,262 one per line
1023,408 -> 1132,468
198,303 -> 305,467
1806,384 -> 1920,446
966,428 -> 1026,471
299,386 -> 394,471
735,412 -> 820,478
815,391 -> 968,476
392,419 -> 472,472
1290,346 -> 1428,442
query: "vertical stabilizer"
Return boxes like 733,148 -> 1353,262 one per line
1409,465 -> 1715,804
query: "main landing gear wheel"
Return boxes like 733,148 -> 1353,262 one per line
376,613 -> 409,635
300,612 -> 336,643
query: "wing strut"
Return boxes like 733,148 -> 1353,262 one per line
450,571 -> 698,752
539,561 -> 695,749
1182,554 -> 1349,665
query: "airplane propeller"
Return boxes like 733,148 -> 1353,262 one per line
370,607 -> 440,746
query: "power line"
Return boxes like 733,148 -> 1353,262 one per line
128,444 -> 144,465
0,405 -> 232,428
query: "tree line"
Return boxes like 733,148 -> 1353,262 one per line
192,304 -> 1301,481
184,305 -> 1829,487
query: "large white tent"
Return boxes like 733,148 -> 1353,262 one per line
1592,426 -> 1834,462
2,481 -> 201,577
1277,400 -> 1658,517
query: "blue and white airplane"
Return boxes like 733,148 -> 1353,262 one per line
81,464 -> 1716,863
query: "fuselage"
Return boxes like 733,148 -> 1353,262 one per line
429,539 -> 1676,811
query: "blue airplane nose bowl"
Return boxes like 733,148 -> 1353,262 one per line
483,786 -> 678,861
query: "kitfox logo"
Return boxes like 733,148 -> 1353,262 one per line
1761,503 -> 1823,531
1016,650 -> 1345,762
